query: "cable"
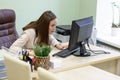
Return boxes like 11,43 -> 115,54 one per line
86,40 -> 110,55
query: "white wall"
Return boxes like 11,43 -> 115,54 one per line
0,0 -> 97,35
0,0 -> 81,34
79,0 -> 97,24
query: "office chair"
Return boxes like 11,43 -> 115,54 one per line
3,53 -> 32,80
0,9 -> 18,49
37,67 -> 61,80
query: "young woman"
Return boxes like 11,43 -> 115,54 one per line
9,10 -> 68,56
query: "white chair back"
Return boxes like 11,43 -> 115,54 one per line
3,53 -> 32,80
37,67 -> 60,80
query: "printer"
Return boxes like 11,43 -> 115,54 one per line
53,25 -> 71,43
53,25 -> 97,45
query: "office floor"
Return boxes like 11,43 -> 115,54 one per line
96,41 -> 120,53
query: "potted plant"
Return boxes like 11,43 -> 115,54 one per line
111,2 -> 120,36
111,2 -> 118,28
33,43 -> 51,70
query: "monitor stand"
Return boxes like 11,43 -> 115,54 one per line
73,42 -> 91,57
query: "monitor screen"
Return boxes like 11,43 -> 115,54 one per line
68,16 -> 93,56
52,16 -> 93,58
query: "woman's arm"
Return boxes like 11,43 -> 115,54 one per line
50,35 -> 68,50
9,29 -> 36,56
9,31 -> 29,54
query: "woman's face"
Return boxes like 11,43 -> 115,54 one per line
49,19 -> 57,34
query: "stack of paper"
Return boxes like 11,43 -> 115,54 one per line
0,53 -> 7,80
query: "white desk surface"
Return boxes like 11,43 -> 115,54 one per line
1,46 -> 120,80
56,66 -> 120,80
49,45 -> 120,73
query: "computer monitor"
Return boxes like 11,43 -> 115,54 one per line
68,16 -> 93,56
52,16 -> 93,58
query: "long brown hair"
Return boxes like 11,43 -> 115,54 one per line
23,10 -> 56,45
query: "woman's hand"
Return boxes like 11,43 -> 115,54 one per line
55,43 -> 68,50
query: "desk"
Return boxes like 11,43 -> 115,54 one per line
49,45 -> 120,75
56,66 -> 120,80
1,44 -> 120,80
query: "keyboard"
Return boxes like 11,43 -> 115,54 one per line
52,48 -> 79,58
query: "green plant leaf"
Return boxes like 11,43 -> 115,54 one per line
34,44 -> 51,57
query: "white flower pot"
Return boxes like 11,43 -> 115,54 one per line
111,28 -> 120,36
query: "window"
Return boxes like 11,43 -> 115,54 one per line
96,0 -> 120,48
96,0 -> 120,36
